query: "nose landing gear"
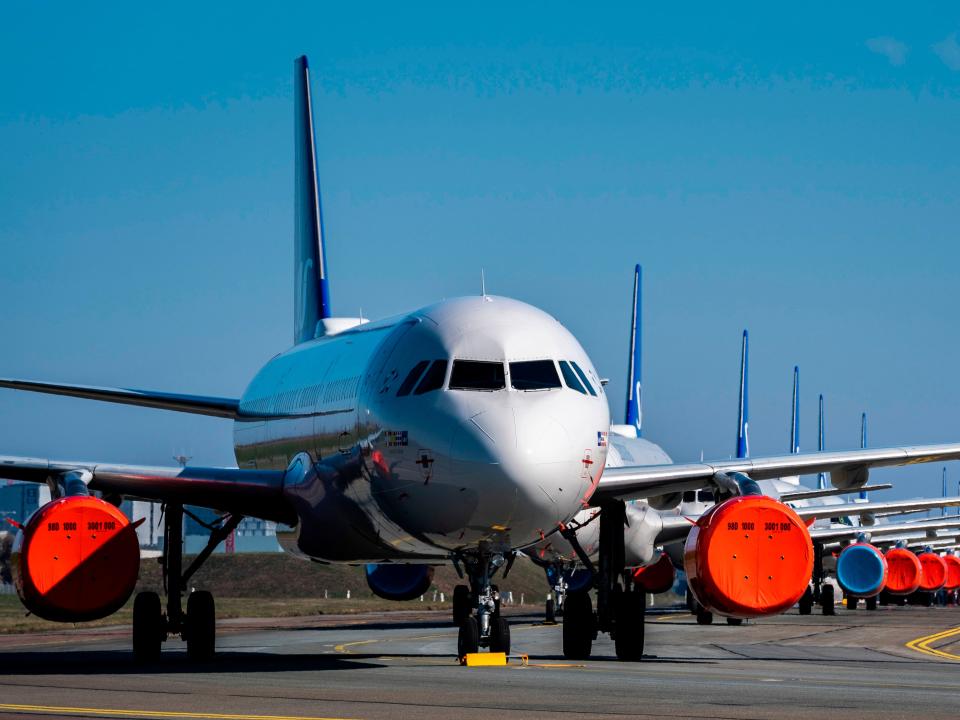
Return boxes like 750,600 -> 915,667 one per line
454,551 -> 513,660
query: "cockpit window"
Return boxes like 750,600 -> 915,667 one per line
413,360 -> 447,395
397,360 -> 430,397
558,361 -> 587,394
449,360 -> 505,391
510,360 -> 561,391
570,361 -> 597,396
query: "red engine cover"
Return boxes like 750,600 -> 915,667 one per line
917,552 -> 948,592
883,548 -> 922,595
943,554 -> 960,591
632,553 -> 675,594
683,495 -> 813,618
13,496 -> 141,622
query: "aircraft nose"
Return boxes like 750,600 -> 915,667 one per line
451,407 -> 588,532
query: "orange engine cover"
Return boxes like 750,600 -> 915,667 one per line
13,496 -> 141,622
632,553 -> 675,594
883,548 -> 922,595
943,554 -> 960,591
683,495 -> 813,618
917,552 -> 948,592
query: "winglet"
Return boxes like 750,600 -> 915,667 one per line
735,330 -> 749,459
625,264 -> 643,435
790,366 -> 800,454
294,55 -> 331,345
817,394 -> 826,490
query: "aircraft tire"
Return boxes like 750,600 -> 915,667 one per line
726,617 -> 743,626
132,591 -> 163,663
452,585 -> 471,626
865,596 -> 878,611
490,616 -> 511,654
614,589 -> 644,662
821,584 -> 836,616
847,596 -> 859,611
545,597 -> 556,624
695,607 -> 713,625
562,591 -> 593,660
186,590 -> 216,661
798,586 -> 813,615
457,616 -> 479,660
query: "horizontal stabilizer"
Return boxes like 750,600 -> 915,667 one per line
0,378 -> 239,418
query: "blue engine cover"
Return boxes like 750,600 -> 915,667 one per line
365,564 -> 435,601
837,543 -> 886,597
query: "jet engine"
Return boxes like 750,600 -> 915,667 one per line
632,553 -> 675,594
683,494 -> 813,618
12,495 -> 141,622
943,553 -> 960,591
916,551 -> 947,593
365,563 -> 434,601
836,542 -> 887,598
883,547 -> 922,595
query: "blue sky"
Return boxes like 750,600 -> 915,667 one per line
2,3 -> 960,499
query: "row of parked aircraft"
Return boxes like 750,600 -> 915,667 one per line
3,55 -> 959,664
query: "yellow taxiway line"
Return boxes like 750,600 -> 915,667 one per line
905,625 -> 960,661
0,705 -> 356,720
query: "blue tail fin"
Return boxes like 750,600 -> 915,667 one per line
943,467 -> 948,517
293,55 -> 331,345
790,366 -> 800,454
817,394 -> 826,490
860,413 -> 868,499
624,264 -> 643,435
736,330 -> 749,459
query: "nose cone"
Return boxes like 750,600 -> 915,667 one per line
452,403 -> 603,545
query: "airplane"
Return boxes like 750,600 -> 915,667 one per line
4,56 -> 960,665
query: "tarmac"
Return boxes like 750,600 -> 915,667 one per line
0,605 -> 959,720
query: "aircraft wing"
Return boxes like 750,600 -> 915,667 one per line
809,516 -> 960,543
0,378 -> 239,418
791,496 -> 960,521
778,484 -> 893,502
594,444 -> 960,502
655,514 -> 697,545
0,455 -> 292,524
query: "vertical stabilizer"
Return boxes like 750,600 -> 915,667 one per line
293,55 -> 331,345
860,413 -> 868,500
624,265 -> 643,435
943,467 -> 948,517
735,330 -> 749,459
790,366 -> 800,454
817,394 -> 826,490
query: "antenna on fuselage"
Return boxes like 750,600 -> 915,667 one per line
735,330 -> 749,459
293,55 -> 332,345
625,264 -> 643,436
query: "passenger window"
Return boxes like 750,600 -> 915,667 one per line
571,361 -> 597,396
510,360 -> 561,391
698,489 -> 715,502
449,360 -> 505,391
413,360 -> 447,395
397,360 -> 430,396
682,491 -> 696,502
559,361 -> 587,394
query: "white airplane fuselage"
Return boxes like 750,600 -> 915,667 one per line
232,295 -> 611,562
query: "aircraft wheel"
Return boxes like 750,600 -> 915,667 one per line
545,597 -> 556,624
562,591 -> 593,659
798,586 -> 813,615
186,590 -> 216,661
726,617 -> 743,626
922,591 -> 933,608
490,616 -> 511,654
696,606 -> 714,625
614,588 -> 645,662
847,596 -> 859,611
132,591 -> 163,662
452,584 -> 471,626
865,596 -> 878,611
457,616 -> 479,661
821,584 -> 836,616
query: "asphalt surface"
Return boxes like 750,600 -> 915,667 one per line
0,605 -> 959,720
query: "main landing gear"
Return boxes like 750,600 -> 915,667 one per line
453,550 -> 513,660
560,500 -> 645,662
132,504 -> 241,662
